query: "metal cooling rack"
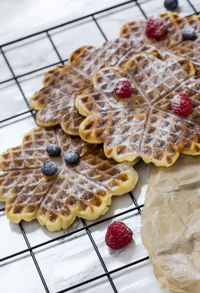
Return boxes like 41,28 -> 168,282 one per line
0,0 -> 199,292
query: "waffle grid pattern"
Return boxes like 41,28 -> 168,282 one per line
0,0 -> 199,292
1,127 -> 138,232
78,54 -> 200,166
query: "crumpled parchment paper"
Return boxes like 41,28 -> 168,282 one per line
141,155 -> 200,293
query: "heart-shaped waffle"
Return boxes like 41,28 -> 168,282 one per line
30,38 -> 156,136
76,50 -> 200,167
0,127 -> 137,231
120,11 -> 200,69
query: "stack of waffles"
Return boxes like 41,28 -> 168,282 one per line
1,11 -> 200,229
1,10 -> 200,291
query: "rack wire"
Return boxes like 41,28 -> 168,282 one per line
0,0 -> 199,292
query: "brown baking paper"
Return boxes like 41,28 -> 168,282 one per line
141,155 -> 200,293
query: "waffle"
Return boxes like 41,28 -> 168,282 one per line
76,50 -> 200,167
0,127 -> 137,231
30,65 -> 92,135
30,38 -> 157,135
30,11 -> 200,136
120,11 -> 200,69
68,38 -> 156,74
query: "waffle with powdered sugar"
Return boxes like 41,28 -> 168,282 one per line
77,50 -> 200,167
0,127 -> 137,231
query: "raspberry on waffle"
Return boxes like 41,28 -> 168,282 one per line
0,127 -> 138,231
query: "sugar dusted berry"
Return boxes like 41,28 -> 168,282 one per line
64,149 -> 80,164
41,161 -> 58,177
113,78 -> 132,98
181,24 -> 197,40
171,93 -> 193,116
105,221 -> 133,250
46,143 -> 61,156
146,17 -> 168,39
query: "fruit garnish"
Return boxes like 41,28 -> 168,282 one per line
164,0 -> 178,11
113,78 -> 132,98
181,24 -> 197,40
41,161 -> 58,176
171,92 -> 193,116
146,17 -> 168,39
64,150 -> 80,164
46,144 -> 61,156
105,221 -> 133,249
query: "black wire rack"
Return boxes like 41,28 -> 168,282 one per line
0,0 -> 199,292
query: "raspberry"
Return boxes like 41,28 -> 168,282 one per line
145,17 -> 168,39
171,93 -> 193,116
113,78 -> 132,98
105,221 -> 133,249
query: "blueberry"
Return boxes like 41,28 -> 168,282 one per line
181,24 -> 197,40
64,150 -> 80,164
164,0 -> 178,10
41,161 -> 58,176
46,144 -> 61,156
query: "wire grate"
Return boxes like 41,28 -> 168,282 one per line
0,0 -> 199,292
